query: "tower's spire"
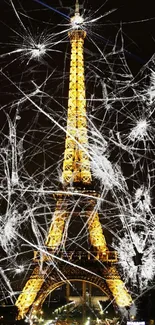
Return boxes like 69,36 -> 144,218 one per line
62,2 -> 90,186
75,0 -> 80,16
71,0 -> 83,29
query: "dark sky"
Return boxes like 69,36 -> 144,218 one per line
0,0 -> 155,74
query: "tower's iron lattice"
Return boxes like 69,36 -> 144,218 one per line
15,1 -> 132,319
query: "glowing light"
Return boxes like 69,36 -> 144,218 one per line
30,43 -> 46,59
85,317 -> 91,325
129,119 -> 149,141
15,265 -> 25,274
71,14 -> 84,29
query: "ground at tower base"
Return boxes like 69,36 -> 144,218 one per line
0,289 -> 155,325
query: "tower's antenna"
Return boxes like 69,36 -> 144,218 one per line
75,0 -> 80,16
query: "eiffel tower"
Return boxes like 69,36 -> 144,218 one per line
15,0 -> 132,320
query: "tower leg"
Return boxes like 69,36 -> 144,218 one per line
86,201 -> 107,255
82,281 -> 86,320
66,282 -> 70,303
89,283 -> 92,306
104,266 -> 132,308
15,266 -> 45,319
45,198 -> 68,250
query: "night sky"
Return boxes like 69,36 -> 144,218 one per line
1,0 -> 155,71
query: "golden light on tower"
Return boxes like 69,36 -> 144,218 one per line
15,1 -> 133,319
62,1 -> 91,185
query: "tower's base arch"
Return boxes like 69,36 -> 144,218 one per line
16,259 -> 132,320
29,265 -> 113,319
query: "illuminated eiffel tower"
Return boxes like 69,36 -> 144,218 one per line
15,0 -> 132,320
